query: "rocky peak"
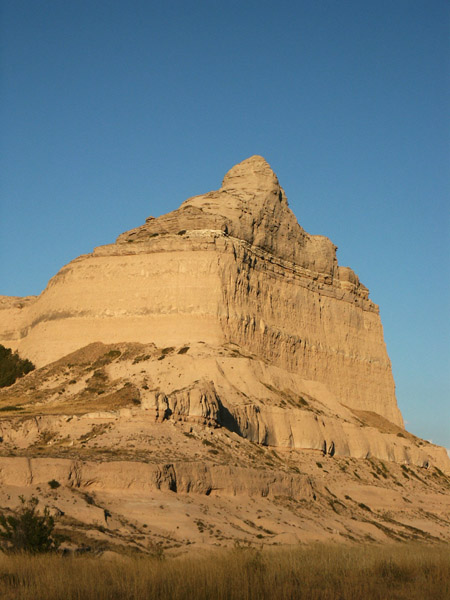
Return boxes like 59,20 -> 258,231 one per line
0,155 -> 416,434
221,155 -> 280,195
117,156 -> 338,277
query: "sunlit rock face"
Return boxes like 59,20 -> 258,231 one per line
0,156 -> 402,426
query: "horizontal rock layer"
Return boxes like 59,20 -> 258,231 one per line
0,230 -> 400,425
1,339 -> 449,550
0,156 -> 401,428
0,456 -> 318,499
1,342 -> 446,470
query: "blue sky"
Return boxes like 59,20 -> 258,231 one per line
1,1 -> 449,447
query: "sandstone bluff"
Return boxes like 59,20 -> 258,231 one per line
0,156 -> 401,423
0,156 -> 449,552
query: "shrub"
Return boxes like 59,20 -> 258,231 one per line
133,354 -> 150,364
161,347 -> 175,355
0,345 -> 35,388
0,405 -> 24,412
48,480 -> 60,489
0,496 -> 60,553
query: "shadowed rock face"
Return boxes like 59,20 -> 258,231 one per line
1,156 -> 399,425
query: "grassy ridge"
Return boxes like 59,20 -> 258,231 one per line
0,543 -> 448,599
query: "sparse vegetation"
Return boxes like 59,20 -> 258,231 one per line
92,349 -> 122,368
133,354 -> 151,364
0,543 -> 447,599
161,347 -> 175,355
400,464 -> 426,483
368,458 -> 388,479
261,383 -> 312,410
0,496 -> 60,554
201,439 -> 215,447
0,345 -> 35,388
82,492 -> 96,506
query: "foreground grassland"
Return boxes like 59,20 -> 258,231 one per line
0,544 -> 448,600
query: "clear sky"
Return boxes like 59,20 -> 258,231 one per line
1,1 -> 449,448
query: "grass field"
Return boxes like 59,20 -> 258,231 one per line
0,543 -> 448,599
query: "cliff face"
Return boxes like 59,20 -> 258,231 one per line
0,156 -> 400,425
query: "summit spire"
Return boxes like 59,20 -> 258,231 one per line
221,155 -> 279,193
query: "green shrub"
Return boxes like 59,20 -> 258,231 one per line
0,496 -> 60,554
0,345 -> 35,388
48,480 -> 60,490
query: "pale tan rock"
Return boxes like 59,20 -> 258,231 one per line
0,339 -> 449,551
0,342 -> 448,472
0,156 -> 401,426
1,141 -> 449,554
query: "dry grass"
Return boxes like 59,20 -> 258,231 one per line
0,543 -> 448,600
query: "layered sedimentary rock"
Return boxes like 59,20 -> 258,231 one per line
0,340 -> 449,551
1,156 -> 400,424
2,341 -> 447,469
0,156 -> 401,423
2,158 -> 450,551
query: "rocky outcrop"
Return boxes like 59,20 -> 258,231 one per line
117,155 -> 339,275
0,156 -> 401,426
0,341 -> 447,471
0,456 -> 318,499
0,339 -> 449,550
1,157 -> 449,552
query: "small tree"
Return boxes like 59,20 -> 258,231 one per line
0,344 -> 35,388
0,496 -> 60,553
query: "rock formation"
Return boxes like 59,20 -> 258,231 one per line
1,156 -> 449,553
0,156 -> 400,423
